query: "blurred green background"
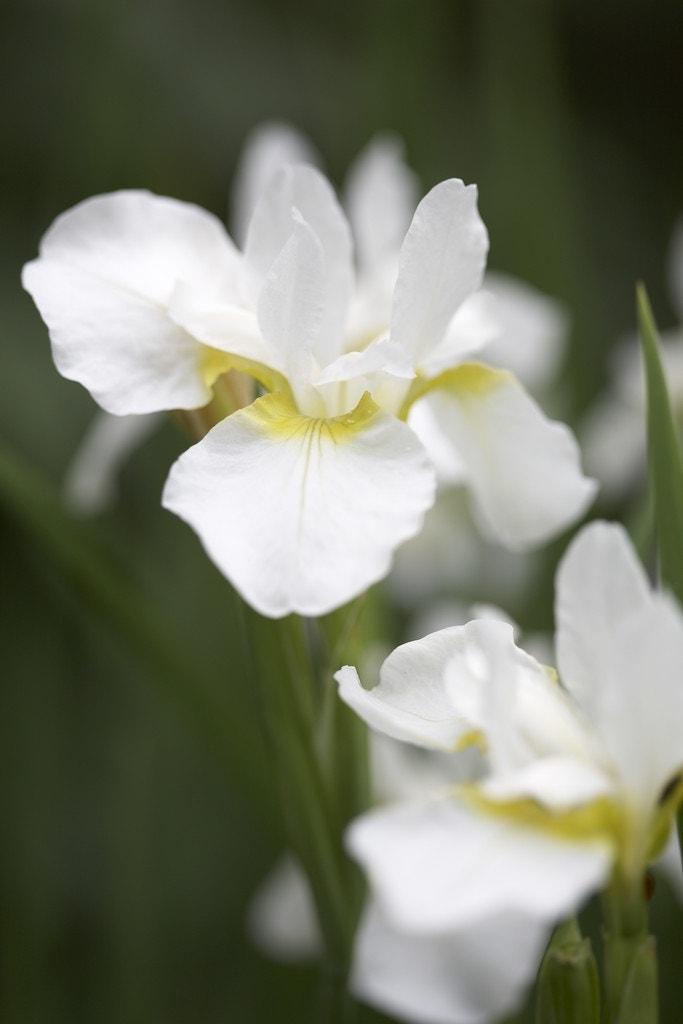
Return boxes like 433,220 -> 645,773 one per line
2,1 -> 683,1021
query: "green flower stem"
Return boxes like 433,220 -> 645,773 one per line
241,610 -> 361,986
602,878 -> 658,1024
317,598 -> 372,825
535,917 -> 600,1024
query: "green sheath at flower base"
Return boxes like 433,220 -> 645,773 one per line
535,920 -> 600,1024
603,931 -> 657,1024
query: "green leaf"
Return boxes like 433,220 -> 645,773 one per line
637,283 -> 683,604
0,438 -> 272,820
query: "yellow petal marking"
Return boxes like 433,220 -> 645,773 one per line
243,389 -> 381,443
198,344 -> 293,401
399,361 -> 511,421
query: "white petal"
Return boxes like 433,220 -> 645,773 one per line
162,393 -> 436,618
370,734 -> 484,805
246,854 -> 321,962
230,122 -> 320,247
245,165 -> 353,364
555,522 -> 653,714
422,289 -> 500,376
557,522 -> 683,811
408,400 -> 468,484
336,626 -> 486,752
168,283 -> 272,367
390,180 -> 488,366
256,212 -> 325,414
22,191 -> 242,414
442,618 -> 612,810
421,365 -> 597,548
347,798 -> 612,933
480,757 -> 613,810
344,133 -> 418,274
63,411 -> 162,515
352,899 -> 549,1024
595,594 -> 683,810
480,272 -> 567,391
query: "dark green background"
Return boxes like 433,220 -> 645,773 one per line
2,1 -> 683,1021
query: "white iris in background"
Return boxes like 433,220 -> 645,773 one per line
337,521 -> 683,1024
23,131 -> 594,617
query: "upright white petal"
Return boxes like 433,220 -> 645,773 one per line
557,521 -> 683,817
390,180 -> 488,366
22,191 -> 243,414
230,122 -> 320,247
162,393 -> 436,618
344,134 -> 418,275
348,798 -> 612,934
336,626 -> 482,751
256,213 -> 326,414
245,165 -> 353,364
420,365 -> 597,548
555,522 -> 653,717
352,900 -> 549,1024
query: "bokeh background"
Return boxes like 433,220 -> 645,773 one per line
2,1 -> 683,1021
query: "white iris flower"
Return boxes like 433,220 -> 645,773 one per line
23,162 -> 594,617
337,521 -> 683,1023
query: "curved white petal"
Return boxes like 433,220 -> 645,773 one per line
230,122 -> 320,247
336,626 -> 486,752
344,133 -> 418,275
162,392 -> 436,618
420,365 -> 597,548
63,411 -> 162,515
245,165 -> 353,364
443,619 -> 607,791
22,191 -> 242,414
347,798 -> 613,933
352,899 -> 549,1024
390,180 -> 488,366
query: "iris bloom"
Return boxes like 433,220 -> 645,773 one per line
338,521 -> 683,1023
23,162 -> 594,617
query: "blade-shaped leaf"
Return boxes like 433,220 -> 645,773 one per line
638,283 -> 683,606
